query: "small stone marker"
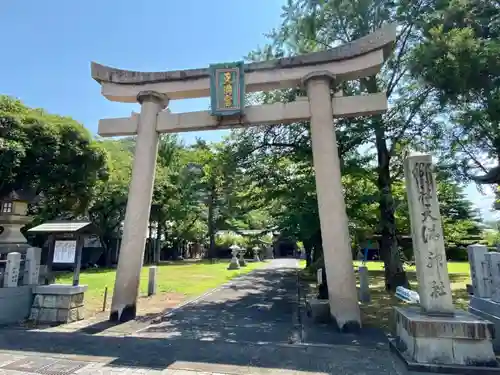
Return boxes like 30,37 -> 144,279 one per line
24,247 -> 41,285
4,252 -> 21,287
404,153 -> 453,315
358,266 -> 370,303
485,252 -> 500,302
467,244 -> 491,298
148,266 -> 157,296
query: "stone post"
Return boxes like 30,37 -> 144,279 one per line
467,244 -> 491,298
404,153 -> 454,315
148,266 -> 157,296
303,71 -> 361,330
110,90 -> 167,322
24,247 -> 41,285
358,266 -> 371,303
4,252 -> 21,287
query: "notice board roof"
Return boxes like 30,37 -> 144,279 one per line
27,221 -> 99,234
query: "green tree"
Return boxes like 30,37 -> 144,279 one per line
410,0 -> 500,184
0,96 -> 108,218
87,139 -> 133,264
242,0 -> 442,290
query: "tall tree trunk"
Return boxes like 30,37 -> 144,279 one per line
207,181 -> 216,260
374,117 -> 409,291
364,76 -> 408,291
312,230 -> 323,264
155,221 -> 162,264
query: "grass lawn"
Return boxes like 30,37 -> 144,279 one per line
300,260 -> 471,331
55,260 -> 265,318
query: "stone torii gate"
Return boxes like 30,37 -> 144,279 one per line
91,24 -> 397,330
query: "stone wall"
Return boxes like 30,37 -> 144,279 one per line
0,286 -> 33,325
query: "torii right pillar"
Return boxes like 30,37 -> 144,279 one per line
304,71 -> 361,332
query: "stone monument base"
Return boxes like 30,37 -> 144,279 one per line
306,297 -> 331,323
390,306 -> 499,373
227,257 -> 240,270
29,284 -> 87,324
470,296 -> 500,352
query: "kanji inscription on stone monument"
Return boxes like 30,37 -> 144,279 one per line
404,153 -> 454,315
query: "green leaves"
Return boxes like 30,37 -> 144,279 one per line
0,96 -> 108,217
411,0 -> 500,182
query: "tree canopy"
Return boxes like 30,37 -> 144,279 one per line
2,0 -> 498,289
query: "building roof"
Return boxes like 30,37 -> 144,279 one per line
0,189 -> 38,202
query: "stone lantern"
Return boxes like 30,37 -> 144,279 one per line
238,246 -> 247,267
0,189 -> 37,255
227,244 -> 240,270
252,246 -> 261,262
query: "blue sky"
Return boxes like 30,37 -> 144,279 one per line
0,0 -> 496,220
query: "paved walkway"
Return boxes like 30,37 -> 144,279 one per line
0,259 -> 407,375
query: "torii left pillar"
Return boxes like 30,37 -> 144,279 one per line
110,90 -> 167,322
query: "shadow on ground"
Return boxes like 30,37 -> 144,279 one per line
0,261 -> 402,374
300,269 -> 470,332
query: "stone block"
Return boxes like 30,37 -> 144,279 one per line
468,244 -> 491,298
41,295 -> 57,309
33,284 -> 87,295
0,285 -> 33,325
470,296 -> 500,352
306,298 -> 331,323
70,293 -> 84,308
393,306 -> 497,368
30,306 -> 84,324
30,307 -> 57,322
30,284 -> 87,325
486,252 -> 500,302
57,307 -> 84,323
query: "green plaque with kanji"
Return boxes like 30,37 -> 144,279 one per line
209,61 -> 245,117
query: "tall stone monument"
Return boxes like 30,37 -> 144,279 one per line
391,153 -> 498,371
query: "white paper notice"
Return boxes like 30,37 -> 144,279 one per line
53,240 -> 77,264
